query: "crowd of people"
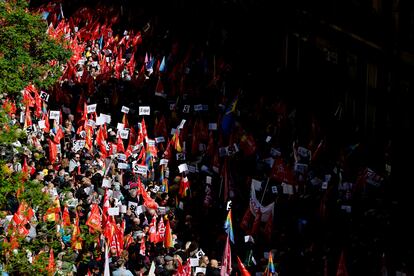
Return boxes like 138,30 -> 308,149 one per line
0,0 -> 406,275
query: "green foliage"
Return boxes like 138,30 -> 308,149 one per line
0,0 -> 71,95
0,1 -> 73,274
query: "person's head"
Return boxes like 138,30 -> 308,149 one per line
210,259 -> 218,268
199,255 -> 209,267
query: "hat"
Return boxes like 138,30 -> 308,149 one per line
164,255 -> 173,262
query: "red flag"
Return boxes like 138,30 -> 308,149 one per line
164,220 -> 173,248
251,209 -> 262,236
116,136 -> 125,153
220,236 -> 232,276
336,251 -> 348,276
148,215 -> 158,243
86,204 -> 102,232
237,256 -> 251,276
47,248 -> 55,275
240,207 -> 253,232
156,217 -> 166,243
139,235 -> 146,256
62,206 -> 71,227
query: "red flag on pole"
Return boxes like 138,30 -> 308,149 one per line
220,236 -> 232,276
336,251 -> 348,276
237,256 -> 251,276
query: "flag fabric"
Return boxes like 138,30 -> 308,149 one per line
220,236 -> 232,276
224,209 -> 234,243
62,206 -> 71,227
156,217 -> 166,243
221,95 -> 238,136
237,256 -> 251,276
139,235 -> 146,256
86,204 -> 102,232
104,245 -> 110,276
336,251 -> 348,276
164,220 -> 174,248
263,251 -> 275,276
148,215 -> 158,243
47,248 -> 55,276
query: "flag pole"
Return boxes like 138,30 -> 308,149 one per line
260,177 -> 270,205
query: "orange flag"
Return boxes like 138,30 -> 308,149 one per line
62,206 -> 71,227
164,220 -> 173,248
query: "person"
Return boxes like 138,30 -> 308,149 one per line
206,259 -> 220,276
112,259 -> 134,276
199,255 -> 209,267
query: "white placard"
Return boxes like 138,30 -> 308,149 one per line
282,183 -> 294,195
271,186 -> 278,194
189,258 -> 199,267
270,148 -> 281,157
136,205 -> 145,215
135,164 -> 148,175
38,120 -> 46,129
96,116 -> 105,126
266,136 -> 272,143
102,178 -> 112,188
120,205 -> 127,213
321,182 -> 328,190
169,103 -> 176,111
121,106 -> 130,114
244,235 -> 255,243
119,129 -> 129,139
117,123 -> 124,130
170,128 -> 176,135
117,154 -> 127,161
178,163 -> 188,173
87,104 -> 97,114
128,201 -> 138,212
178,201 -> 184,210
118,163 -> 129,169
208,123 -> 217,130
100,113 -> 111,124
87,119 -> 96,127
158,206 -> 166,215
341,205 -> 352,213
195,268 -> 206,275
40,91 -> 50,102
147,139 -> 155,147
294,163 -> 308,174
155,136 -> 165,143
108,207 -> 119,216
252,179 -> 262,191
139,106 -> 150,115
176,153 -> 186,161
49,111 -> 60,120
178,119 -> 186,129
188,165 -> 196,173
182,105 -> 190,113
194,104 -> 203,111
206,176 -> 212,184
159,159 -> 169,166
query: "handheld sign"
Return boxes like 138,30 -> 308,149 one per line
139,106 -> 150,115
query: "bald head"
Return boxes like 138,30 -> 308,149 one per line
210,259 -> 218,268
